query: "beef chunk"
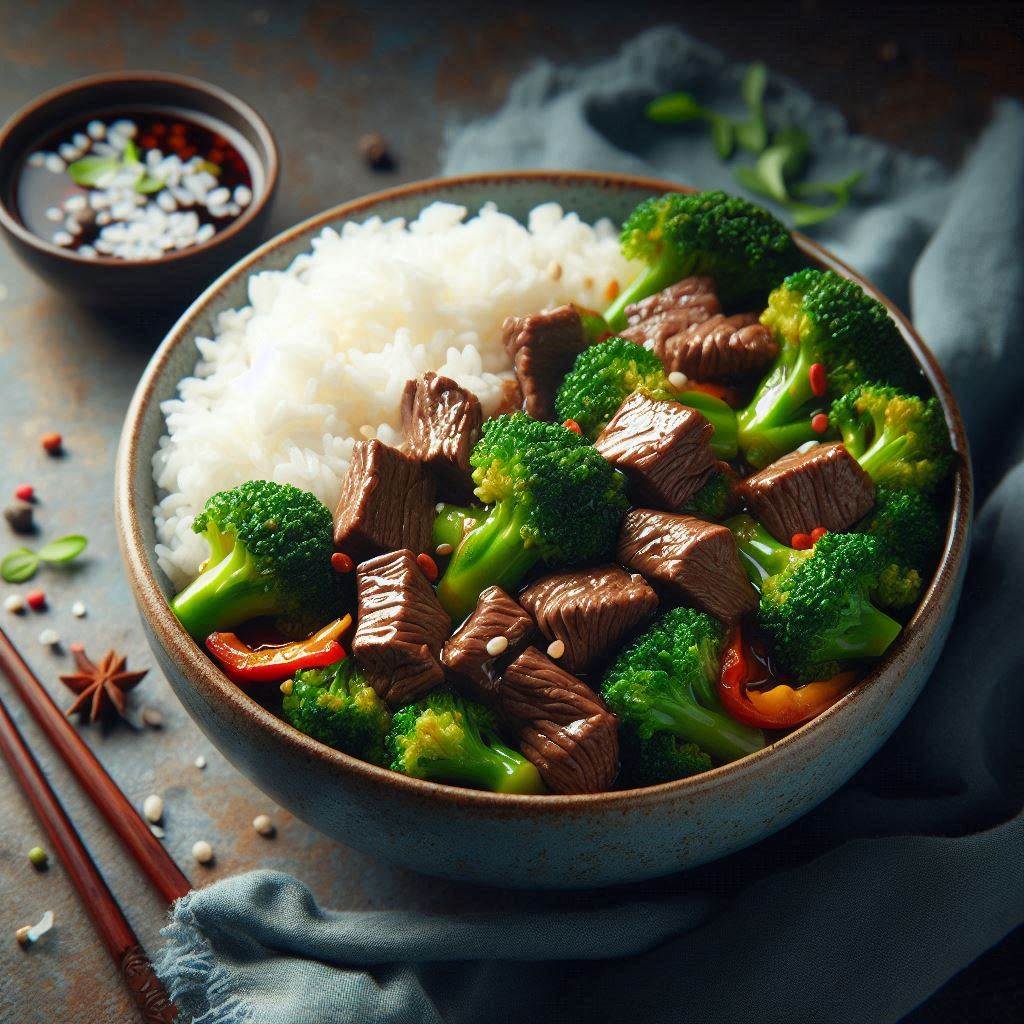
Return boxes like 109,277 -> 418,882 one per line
652,313 -> 778,380
502,304 -> 589,419
738,442 -> 877,543
441,586 -> 535,698
519,565 -> 657,674
617,508 -> 757,623
594,391 -> 715,511
400,373 -> 482,499
624,276 -> 720,325
499,647 -> 619,794
334,440 -> 435,560
352,549 -> 451,705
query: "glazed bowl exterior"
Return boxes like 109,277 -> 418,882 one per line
0,72 -> 278,308
116,172 -> 972,889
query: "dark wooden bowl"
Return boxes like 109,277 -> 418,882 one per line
0,71 -> 278,308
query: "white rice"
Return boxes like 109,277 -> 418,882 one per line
153,201 -> 636,587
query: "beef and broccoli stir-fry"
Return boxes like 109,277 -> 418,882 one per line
169,190 -> 953,796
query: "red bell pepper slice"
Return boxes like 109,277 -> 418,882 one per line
718,625 -> 855,730
206,614 -> 351,685
683,380 -> 745,408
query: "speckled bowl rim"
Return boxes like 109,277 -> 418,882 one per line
116,170 -> 972,813
0,70 -> 279,267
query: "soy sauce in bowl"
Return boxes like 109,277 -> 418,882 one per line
16,108 -> 257,261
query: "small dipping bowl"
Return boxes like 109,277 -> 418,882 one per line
0,72 -> 278,307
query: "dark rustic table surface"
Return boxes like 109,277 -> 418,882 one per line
0,2 -> 1020,1021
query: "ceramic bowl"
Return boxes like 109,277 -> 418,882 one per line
0,71 -> 278,308
116,172 -> 972,889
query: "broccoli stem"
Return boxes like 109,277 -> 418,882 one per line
677,390 -> 739,459
737,346 -> 821,468
425,744 -> 546,793
649,693 -> 765,763
432,504 -> 487,551
170,540 -> 280,640
857,433 -> 910,483
819,601 -> 903,661
604,254 -> 689,331
727,515 -> 798,583
436,500 -> 542,622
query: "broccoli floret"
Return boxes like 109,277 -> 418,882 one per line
435,414 -> 627,621
553,336 -> 738,457
602,607 -> 765,768
681,466 -> 737,520
282,658 -> 390,764
737,269 -> 923,468
830,384 -> 951,492
857,486 -> 944,611
619,732 -> 713,787
727,515 -> 902,682
386,692 -> 545,793
170,480 -> 343,640
604,191 -> 798,329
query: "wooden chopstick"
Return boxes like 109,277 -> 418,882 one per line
0,624 -> 191,903
0,694 -> 179,1022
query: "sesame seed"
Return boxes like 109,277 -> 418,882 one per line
28,152 -> 46,167
546,639 -> 566,659
45,207 -> 63,222
142,794 -> 164,823
4,594 -> 25,614
44,154 -> 65,174
668,371 -> 689,389
252,814 -> 275,837
150,824 -> 166,839
191,840 -> 214,864
234,185 -> 252,206
86,120 -> 106,140
194,755 -> 207,769
485,635 -> 509,657
71,601 -> 86,617
52,231 -> 73,247
141,706 -> 163,728
38,629 -> 60,647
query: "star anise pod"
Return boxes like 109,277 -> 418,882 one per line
59,644 -> 148,723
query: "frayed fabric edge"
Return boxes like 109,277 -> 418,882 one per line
155,893 -> 254,1024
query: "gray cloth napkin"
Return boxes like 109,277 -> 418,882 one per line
156,28 -> 1024,1024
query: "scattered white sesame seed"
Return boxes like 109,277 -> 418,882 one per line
546,639 -> 566,660
206,186 -> 230,206
58,142 -> 80,162
44,154 -> 65,174
252,814 -> 275,837
64,220 -> 83,236
141,707 -> 163,728
435,543 -> 453,556
435,503 -> 445,513
4,594 -> 25,614
194,755 -> 207,769
87,120 -> 106,140
142,794 -> 164,823
38,629 -> 60,647
28,152 -> 46,167
78,246 -> 97,259
485,635 -> 509,657
110,119 -> 137,138
156,190 -> 177,213
797,440 -> 819,453
668,371 -> 689,389
191,840 -> 214,864
196,223 -> 215,243
52,231 -> 73,247
71,600 -> 86,617
16,910 -> 54,946
150,824 -> 166,839
72,132 -> 89,150
45,206 -> 63,222
64,194 -> 87,212
233,184 -> 252,207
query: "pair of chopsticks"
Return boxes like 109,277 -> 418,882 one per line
0,623 -> 191,1022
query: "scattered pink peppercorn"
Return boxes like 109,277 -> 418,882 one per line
416,552 -> 439,582
562,419 -> 582,436
808,363 -> 827,398
41,432 -> 63,455
810,412 -> 829,434
331,552 -> 354,574
810,526 -> 828,543
15,484 -> 34,502
26,590 -> 47,611
790,533 -> 813,550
